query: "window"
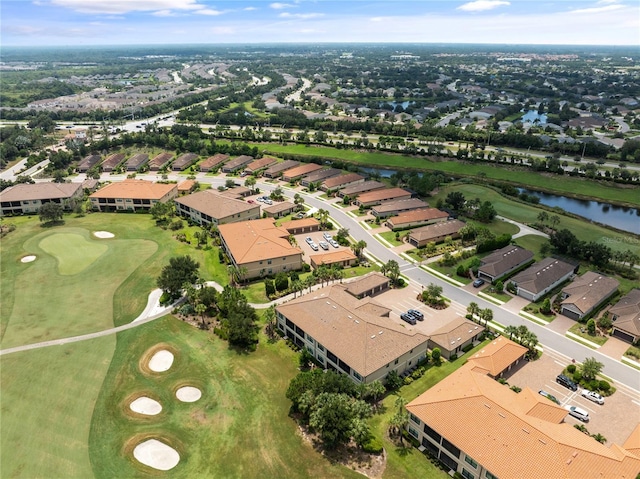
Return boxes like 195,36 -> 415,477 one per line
409,413 -> 420,424
317,343 -> 325,352
353,371 -> 362,381
394,359 -> 399,365
465,456 -> 478,468
267,260 -> 272,265
317,355 -> 324,364
439,452 -> 458,472
423,424 -> 441,444
441,438 -> 460,459
462,469 -> 475,479
485,472 -> 497,479
408,426 -> 419,439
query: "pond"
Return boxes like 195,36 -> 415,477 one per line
521,110 -> 547,124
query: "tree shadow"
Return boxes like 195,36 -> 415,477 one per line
39,220 -> 65,228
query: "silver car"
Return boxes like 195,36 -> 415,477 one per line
581,389 -> 604,405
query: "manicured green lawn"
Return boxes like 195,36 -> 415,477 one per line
512,234 -> 550,260
89,316 -> 362,479
253,143 -> 640,206
1,335 -> 116,479
379,231 -> 404,247
568,322 -> 609,346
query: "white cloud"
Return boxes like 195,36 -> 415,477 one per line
270,2 -> 294,9
196,8 -> 223,16
457,1 -> 510,12
569,4 -> 624,14
49,0 -> 204,15
152,10 -> 175,17
279,12 -> 323,19
243,6 -> 257,11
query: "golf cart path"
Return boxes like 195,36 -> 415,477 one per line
497,215 -> 549,239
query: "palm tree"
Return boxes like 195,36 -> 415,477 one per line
291,279 -> 304,298
504,325 -> 519,341
351,240 -> 367,259
195,303 -> 207,329
227,265 -> 240,287
480,308 -> 493,327
303,275 -> 316,293
467,302 -> 480,321
591,433 -> 607,444
537,211 -> 548,225
317,208 -> 329,228
389,396 -> 409,443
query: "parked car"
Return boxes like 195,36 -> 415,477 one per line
329,239 -> 339,248
565,405 -> 589,422
310,243 -> 319,251
305,237 -> 314,245
295,212 -> 306,218
319,241 -> 329,250
263,199 -> 273,205
581,389 -> 604,405
400,313 -> 417,325
407,309 -> 424,321
323,232 -> 333,240
556,374 -> 578,391
538,390 -> 560,405
473,278 -> 485,288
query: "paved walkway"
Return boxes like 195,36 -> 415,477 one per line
497,215 -> 548,239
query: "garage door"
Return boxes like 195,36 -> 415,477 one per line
612,328 -> 635,344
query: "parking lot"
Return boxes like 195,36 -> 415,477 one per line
294,231 -> 346,259
504,352 -> 640,446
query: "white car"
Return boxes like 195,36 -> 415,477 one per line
581,389 -> 604,405
329,239 -> 339,248
319,241 -> 329,250
309,242 -> 319,251
323,232 -> 333,240
565,405 -> 589,422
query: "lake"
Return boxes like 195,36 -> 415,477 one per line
521,110 -> 547,124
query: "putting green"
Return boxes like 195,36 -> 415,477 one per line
39,233 -> 108,275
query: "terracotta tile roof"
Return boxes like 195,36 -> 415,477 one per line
428,317 -> 485,353
511,258 -> 576,295
218,219 -> 302,265
223,155 -> 254,171
175,190 -> 258,219
282,163 -> 322,179
310,249 -> 357,266
280,217 -> 320,232
322,173 -> 364,189
148,152 -> 173,169
101,153 -> 126,169
172,153 -> 198,170
276,285 -> 429,377
199,154 -> 229,171
479,245 -> 534,278
408,219 -> 466,242
301,168 -> 341,183
356,187 -> 411,204
263,201 -> 295,214
0,182 -> 82,202
263,160 -> 299,176
609,289 -> 640,337
407,364 -> 640,479
387,207 -> 447,225
372,198 -> 429,215
561,271 -> 620,315
466,336 -> 527,377
339,180 -> 385,196
245,156 -> 277,171
623,423 -> 640,457
177,180 -> 196,192
90,179 -> 176,200
344,272 -> 390,297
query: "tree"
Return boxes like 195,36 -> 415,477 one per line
467,302 -> 480,320
363,380 -> 386,404
581,357 -> 604,381
193,230 -> 207,248
308,393 -> 372,449
540,298 -> 551,315
537,211 -> 549,225
587,318 -> 596,336
157,255 -> 200,299
38,202 -> 64,224
316,208 -> 330,228
149,201 -> 173,223
293,193 -> 305,211
194,303 -> 207,329
388,396 -> 409,442
291,279 -> 304,298
475,201 -> 497,223
422,283 -> 444,307
431,347 -> 441,363
264,305 -> 278,340
480,308 -> 493,326
504,325 -> 519,341
445,191 -> 466,211
226,302 -> 259,348
351,240 -> 367,259
244,176 -> 256,191
591,433 -> 607,444
381,260 -> 401,285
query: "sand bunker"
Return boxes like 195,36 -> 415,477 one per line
148,350 -> 174,372
93,231 -> 114,239
20,255 -> 36,263
133,439 -> 180,471
130,397 -> 162,416
176,386 -> 202,403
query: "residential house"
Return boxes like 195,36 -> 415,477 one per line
148,152 -> 173,171
344,272 -> 390,299
300,168 -> 341,187
337,180 -> 385,199
477,246 -> 534,283
90,179 -> 177,212
282,163 -> 323,182
76,154 -> 102,173
1,182 -> 83,216
406,362 -> 640,479
199,153 -> 229,172
509,258 -> 577,302
244,156 -> 278,175
372,199 -> 430,218
309,249 -> 358,269
100,153 -> 126,173
386,208 -> 449,230
275,284 -> 429,383
221,155 -> 254,173
263,160 -> 299,178
427,317 -> 484,360
609,289 -> 640,344
218,219 -> 303,279
177,180 -> 197,195
125,153 -> 149,171
171,153 -> 198,171
560,271 -> 619,320
174,190 -> 260,226
407,219 -> 466,248
263,201 -> 295,218
218,186 -> 252,199
280,217 -> 321,235
466,336 -> 527,379
321,173 -> 364,192
354,188 -> 412,207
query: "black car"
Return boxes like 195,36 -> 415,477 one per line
556,374 -> 578,391
407,309 -> 424,321
400,313 -> 417,325
472,278 -> 485,288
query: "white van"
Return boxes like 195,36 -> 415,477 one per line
565,405 -> 589,422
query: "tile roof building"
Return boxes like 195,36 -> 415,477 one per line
125,153 -> 149,171
321,173 -> 365,192
218,219 -> 303,279
263,201 -> 295,218
282,163 -> 323,182
276,284 -> 429,383
337,180 -> 385,198
199,154 -> 229,172
90,179 -> 177,212
1,182 -> 83,216
407,219 -> 466,248
174,190 -> 260,226
407,361 -> 640,479
466,336 -> 528,379
478,245 -> 534,283
354,188 -> 412,207
427,317 -> 485,359
560,271 -> 620,320
385,208 -> 448,229
244,156 -> 278,174
280,217 -> 321,235
609,289 -> 640,344
371,198 -> 430,218
309,249 -> 358,269
100,153 -> 126,172
344,272 -> 390,299
510,258 -> 577,302
263,160 -> 299,178
171,153 -> 198,171
76,154 -> 102,173
221,155 -> 254,173
148,152 -> 174,171
300,168 -> 341,187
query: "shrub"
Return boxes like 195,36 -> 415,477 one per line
362,438 -> 384,454
456,264 -> 467,278
573,370 -> 582,383
385,370 -> 403,390
213,326 -> 229,340
218,249 -> 224,262
589,379 -> 600,391
497,377 -> 508,385
411,368 -> 423,380
396,277 -> 405,287
302,263 -> 311,272
169,219 -> 184,231
275,272 -> 289,292
567,364 -> 576,374
403,376 -> 414,385
265,279 -> 276,296
449,353 -> 458,361
587,319 -> 596,335
290,271 -> 299,282
431,348 -> 441,363
510,385 -> 522,393
159,291 -> 172,306
462,343 -> 475,353
599,380 -> 611,392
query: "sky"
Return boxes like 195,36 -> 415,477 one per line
1,0 -> 639,47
